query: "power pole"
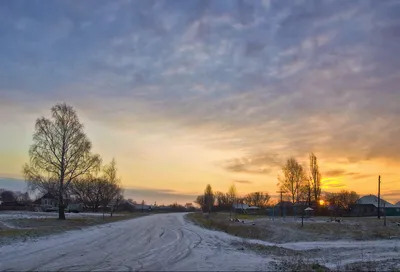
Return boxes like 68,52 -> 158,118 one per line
276,190 -> 284,217
378,175 -> 381,219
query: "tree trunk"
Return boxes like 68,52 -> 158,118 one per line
58,195 -> 66,220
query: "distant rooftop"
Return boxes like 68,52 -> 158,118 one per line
356,194 -> 395,207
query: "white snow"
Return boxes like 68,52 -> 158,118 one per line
0,211 -> 123,220
0,213 -> 399,271
0,213 -> 272,271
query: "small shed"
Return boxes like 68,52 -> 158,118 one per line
304,207 -> 314,217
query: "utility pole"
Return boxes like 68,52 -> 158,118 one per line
378,175 -> 381,219
276,190 -> 284,217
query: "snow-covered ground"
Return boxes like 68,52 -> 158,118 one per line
0,213 -> 399,271
0,211 -> 122,220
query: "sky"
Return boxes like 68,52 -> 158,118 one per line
1,0 -> 400,205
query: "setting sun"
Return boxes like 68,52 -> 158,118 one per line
319,200 -> 325,206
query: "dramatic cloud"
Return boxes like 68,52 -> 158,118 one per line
1,0 -> 400,202
222,153 -> 282,174
322,178 -> 347,189
234,180 -> 253,184
123,187 -> 198,204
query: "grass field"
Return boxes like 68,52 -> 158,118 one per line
186,212 -> 400,243
0,212 -> 148,245
186,212 -> 400,271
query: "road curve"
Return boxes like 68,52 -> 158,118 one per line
0,213 -> 269,271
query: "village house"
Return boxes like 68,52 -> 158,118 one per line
350,194 -> 400,216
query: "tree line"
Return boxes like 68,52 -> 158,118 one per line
195,183 -> 271,213
278,153 -> 359,211
23,103 -> 123,220
195,153 -> 360,215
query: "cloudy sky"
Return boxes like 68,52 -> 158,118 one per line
1,0 -> 400,204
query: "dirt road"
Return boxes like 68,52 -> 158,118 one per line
0,213 -> 270,271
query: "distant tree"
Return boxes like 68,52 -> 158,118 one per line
325,190 -> 360,214
299,182 -> 312,206
71,174 -> 104,212
0,190 -> 16,203
215,191 -> 227,206
194,195 -> 205,210
215,191 -> 230,211
278,158 -> 306,204
102,158 -> 122,216
227,183 -> 237,206
309,153 -> 322,205
23,103 -> 101,220
244,192 -> 270,208
204,184 -> 215,214
14,191 -> 31,204
99,159 -> 123,217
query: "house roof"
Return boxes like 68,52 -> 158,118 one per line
356,195 -> 395,208
275,201 -> 293,207
33,192 -> 57,204
232,203 -> 260,209
233,203 -> 250,209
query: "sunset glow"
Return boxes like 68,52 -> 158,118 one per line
1,1 -> 400,205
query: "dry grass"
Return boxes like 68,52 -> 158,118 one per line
269,257 -> 331,272
186,213 -> 268,239
231,240 -> 303,257
187,213 -> 400,243
0,213 -> 148,245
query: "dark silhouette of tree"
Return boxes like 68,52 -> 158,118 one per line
309,153 -> 322,205
204,184 -> 215,214
278,158 -> 306,204
244,192 -> 270,208
23,103 -> 101,220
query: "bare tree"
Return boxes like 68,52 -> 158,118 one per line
278,158 -> 305,204
309,153 -> 322,205
194,195 -> 205,210
0,190 -> 16,203
111,188 -> 124,216
244,192 -> 270,208
23,103 -> 101,220
227,183 -> 237,216
325,190 -> 359,212
299,182 -> 312,206
227,183 -> 237,206
204,184 -> 214,214
215,191 -> 230,211
71,175 -> 102,212
99,159 -> 123,217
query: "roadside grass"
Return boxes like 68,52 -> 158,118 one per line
231,240 -> 302,257
187,213 -> 400,271
339,259 -> 400,272
0,213 -> 148,245
187,212 -> 400,242
186,212 -> 268,239
270,257 -> 331,272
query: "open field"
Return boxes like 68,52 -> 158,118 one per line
187,212 -> 400,243
0,211 -> 148,245
186,212 -> 400,271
